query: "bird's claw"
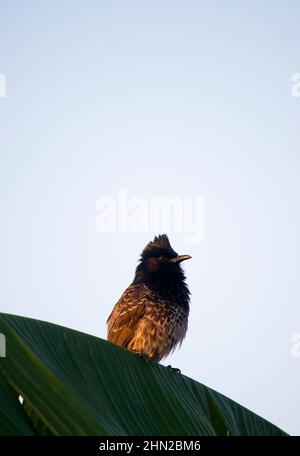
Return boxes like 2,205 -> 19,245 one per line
138,352 -> 149,363
167,365 -> 181,374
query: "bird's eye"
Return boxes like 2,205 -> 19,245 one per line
158,255 -> 167,262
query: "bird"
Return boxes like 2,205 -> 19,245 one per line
107,234 -> 191,363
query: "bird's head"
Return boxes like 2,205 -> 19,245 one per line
133,234 -> 191,284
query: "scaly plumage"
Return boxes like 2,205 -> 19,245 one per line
107,234 -> 191,362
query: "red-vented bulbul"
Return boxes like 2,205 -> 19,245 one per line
107,234 -> 191,362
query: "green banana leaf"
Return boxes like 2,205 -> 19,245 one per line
0,313 -> 288,436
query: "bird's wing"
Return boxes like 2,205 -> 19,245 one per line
107,283 -> 150,347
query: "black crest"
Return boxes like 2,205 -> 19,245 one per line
141,234 -> 178,259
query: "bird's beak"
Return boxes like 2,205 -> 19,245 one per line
168,255 -> 192,264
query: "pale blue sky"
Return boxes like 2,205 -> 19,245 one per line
0,1 -> 300,435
